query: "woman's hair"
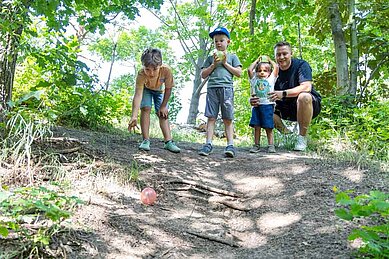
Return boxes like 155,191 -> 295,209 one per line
255,62 -> 272,72
141,48 -> 162,67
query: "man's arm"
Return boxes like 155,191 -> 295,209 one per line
269,81 -> 312,101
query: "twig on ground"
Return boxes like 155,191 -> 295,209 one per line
57,146 -> 82,154
166,179 -> 242,198
174,192 -> 251,211
45,137 -> 87,144
185,230 -> 240,247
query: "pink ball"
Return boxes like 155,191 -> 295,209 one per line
140,187 -> 157,205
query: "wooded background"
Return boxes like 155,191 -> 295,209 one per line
1,0 -> 388,160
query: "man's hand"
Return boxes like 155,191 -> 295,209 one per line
158,106 -> 168,119
249,96 -> 260,107
268,91 -> 282,102
128,118 -> 139,133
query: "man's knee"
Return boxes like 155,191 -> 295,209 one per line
297,93 -> 313,110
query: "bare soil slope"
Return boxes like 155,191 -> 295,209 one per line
35,127 -> 389,258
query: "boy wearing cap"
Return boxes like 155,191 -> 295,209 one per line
198,27 -> 242,158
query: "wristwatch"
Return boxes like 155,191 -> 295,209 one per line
282,90 -> 287,100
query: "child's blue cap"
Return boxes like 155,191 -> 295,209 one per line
209,27 -> 230,39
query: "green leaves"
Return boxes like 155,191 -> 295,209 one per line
0,184 -> 82,257
335,190 -> 389,257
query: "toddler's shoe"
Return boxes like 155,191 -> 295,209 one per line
267,144 -> 276,153
249,144 -> 261,153
139,139 -> 150,151
224,145 -> 236,158
198,143 -> 213,156
164,140 -> 181,153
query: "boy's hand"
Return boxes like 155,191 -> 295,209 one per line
158,106 -> 168,119
128,118 -> 139,133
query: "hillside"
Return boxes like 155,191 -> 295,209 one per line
1,126 -> 387,258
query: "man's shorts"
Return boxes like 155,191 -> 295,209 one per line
140,87 -> 164,112
205,87 -> 234,120
275,93 -> 321,121
249,104 -> 275,129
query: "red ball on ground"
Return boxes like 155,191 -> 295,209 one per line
140,187 -> 157,205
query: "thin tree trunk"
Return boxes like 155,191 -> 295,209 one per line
349,0 -> 358,95
106,42 -> 117,91
187,36 -> 207,125
249,0 -> 256,35
329,2 -> 349,94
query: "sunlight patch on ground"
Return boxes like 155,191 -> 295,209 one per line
257,212 -> 301,234
229,217 -> 255,232
340,167 -> 364,182
233,176 -> 284,196
169,208 -> 206,219
293,190 -> 307,197
238,231 -> 268,248
133,153 -> 166,163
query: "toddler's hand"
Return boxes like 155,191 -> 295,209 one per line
249,96 -> 260,107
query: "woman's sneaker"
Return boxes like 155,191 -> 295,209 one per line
164,140 -> 181,153
198,143 -> 213,156
139,139 -> 150,151
224,145 -> 236,158
249,144 -> 261,153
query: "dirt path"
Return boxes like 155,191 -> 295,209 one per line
50,127 -> 387,258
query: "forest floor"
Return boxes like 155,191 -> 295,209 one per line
1,126 -> 388,258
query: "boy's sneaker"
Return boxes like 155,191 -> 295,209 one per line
198,143 -> 213,156
224,145 -> 236,158
249,144 -> 261,153
267,144 -> 276,153
164,140 -> 181,153
294,135 -> 307,151
139,139 -> 150,151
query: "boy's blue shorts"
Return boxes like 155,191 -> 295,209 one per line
140,87 -> 165,112
249,104 -> 274,129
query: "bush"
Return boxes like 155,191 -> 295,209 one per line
335,190 -> 389,257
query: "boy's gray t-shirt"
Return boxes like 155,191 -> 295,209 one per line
202,53 -> 242,88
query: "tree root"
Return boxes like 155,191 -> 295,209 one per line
185,230 -> 240,247
166,179 -> 242,198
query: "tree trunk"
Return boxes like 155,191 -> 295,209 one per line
249,0 -> 256,35
0,1 -> 30,119
349,0 -> 358,95
187,37 -> 207,125
328,2 -> 349,94
0,27 -> 23,114
106,42 -> 117,91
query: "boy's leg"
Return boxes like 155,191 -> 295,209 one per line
159,117 -> 171,142
140,107 -> 151,140
206,117 -> 216,143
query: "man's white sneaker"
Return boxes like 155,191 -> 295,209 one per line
294,135 -> 307,151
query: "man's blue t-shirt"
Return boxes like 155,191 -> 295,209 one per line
275,58 -> 321,101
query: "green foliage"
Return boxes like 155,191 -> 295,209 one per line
0,185 -> 82,257
55,87 -> 132,129
311,96 -> 389,161
335,190 -> 389,257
